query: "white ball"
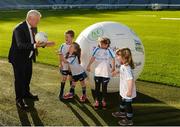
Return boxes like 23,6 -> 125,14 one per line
76,21 -> 145,93
35,32 -> 48,43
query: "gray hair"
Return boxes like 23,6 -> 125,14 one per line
26,10 -> 42,19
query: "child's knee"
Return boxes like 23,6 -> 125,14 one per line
62,76 -> 67,81
80,81 -> 86,87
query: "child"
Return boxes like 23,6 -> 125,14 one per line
86,37 -> 115,110
112,48 -> 136,126
58,30 -> 75,100
63,42 -> 88,102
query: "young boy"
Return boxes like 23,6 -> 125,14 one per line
87,37 -> 115,109
58,30 -> 75,100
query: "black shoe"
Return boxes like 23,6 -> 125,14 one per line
24,93 -> 39,101
16,100 -> 29,110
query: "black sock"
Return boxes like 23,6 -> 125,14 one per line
82,87 -> 86,95
126,101 -> 133,120
120,99 -> 126,112
94,77 -> 101,101
60,82 -> 65,97
102,84 -> 107,101
70,85 -> 75,95
70,81 -> 72,86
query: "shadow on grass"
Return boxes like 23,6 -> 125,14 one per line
63,90 -> 180,126
92,90 -> 180,126
62,95 -> 103,126
16,99 -> 44,126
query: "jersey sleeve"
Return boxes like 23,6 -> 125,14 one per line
125,67 -> 134,80
92,47 -> 99,57
58,44 -> 64,54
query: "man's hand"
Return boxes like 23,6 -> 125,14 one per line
35,41 -> 47,48
35,41 -> 55,48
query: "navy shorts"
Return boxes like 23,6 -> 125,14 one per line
94,76 -> 110,85
72,72 -> 87,82
60,70 -> 72,76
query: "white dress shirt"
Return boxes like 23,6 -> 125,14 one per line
26,20 -> 36,58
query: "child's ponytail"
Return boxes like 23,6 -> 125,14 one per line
73,42 -> 81,64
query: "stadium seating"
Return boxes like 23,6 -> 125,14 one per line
0,0 -> 50,6
0,0 -> 179,9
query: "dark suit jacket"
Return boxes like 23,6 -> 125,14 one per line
8,21 -> 37,64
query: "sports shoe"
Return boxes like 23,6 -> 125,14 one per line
63,92 -> 74,99
118,118 -> 133,126
80,95 -> 87,102
112,112 -> 126,118
94,100 -> 99,110
102,100 -> 107,110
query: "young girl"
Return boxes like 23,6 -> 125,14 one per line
87,37 -> 115,110
63,42 -> 88,102
112,48 -> 136,126
58,30 -> 75,100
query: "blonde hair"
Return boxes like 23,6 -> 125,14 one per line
116,48 -> 135,69
26,10 -> 41,20
98,37 -> 111,48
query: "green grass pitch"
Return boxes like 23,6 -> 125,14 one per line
0,9 -> 180,86
0,9 -> 180,125
0,58 -> 180,125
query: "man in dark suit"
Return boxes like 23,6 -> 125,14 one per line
8,10 -> 46,110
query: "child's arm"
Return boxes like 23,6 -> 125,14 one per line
58,54 -> 63,68
86,56 -> 95,72
112,70 -> 120,76
127,79 -> 134,97
111,58 -> 115,72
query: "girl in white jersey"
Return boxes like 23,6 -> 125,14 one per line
63,42 -> 88,102
112,48 -> 136,126
87,37 -> 115,110
58,30 -> 74,100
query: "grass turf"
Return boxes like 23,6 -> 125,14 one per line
0,9 -> 180,87
0,58 -> 180,125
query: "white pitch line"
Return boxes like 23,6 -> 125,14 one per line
136,14 -> 157,17
160,17 -> 180,20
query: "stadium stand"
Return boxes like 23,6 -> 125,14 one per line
0,0 -> 179,9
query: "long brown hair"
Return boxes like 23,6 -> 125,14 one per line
66,42 -> 81,64
116,48 -> 135,69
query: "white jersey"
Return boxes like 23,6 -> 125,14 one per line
119,64 -> 136,99
67,55 -> 85,76
59,43 -> 71,70
92,47 -> 115,78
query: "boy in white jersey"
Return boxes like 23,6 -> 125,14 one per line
63,42 -> 88,102
87,37 -> 115,110
112,48 -> 136,126
58,30 -> 75,100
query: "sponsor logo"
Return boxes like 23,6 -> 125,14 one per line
88,28 -> 104,41
134,39 -> 144,53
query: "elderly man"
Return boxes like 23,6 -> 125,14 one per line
8,10 -> 46,110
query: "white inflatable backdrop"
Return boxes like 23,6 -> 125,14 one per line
76,21 -> 145,92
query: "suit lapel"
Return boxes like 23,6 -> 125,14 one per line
23,21 -> 31,43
